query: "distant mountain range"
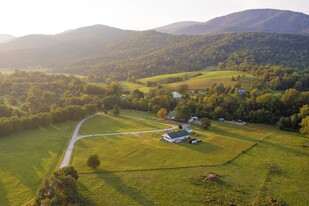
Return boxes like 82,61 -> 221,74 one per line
0,25 -> 135,68
155,9 -> 309,35
0,8 -> 309,78
0,25 -> 134,52
0,34 -> 15,43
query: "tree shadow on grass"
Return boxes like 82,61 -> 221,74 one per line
175,141 -> 223,155
211,126 -> 261,143
96,171 -> 155,206
260,140 -> 309,157
0,179 -> 9,206
77,182 -> 97,206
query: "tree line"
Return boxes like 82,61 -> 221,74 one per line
0,70 -> 308,138
0,71 -> 120,137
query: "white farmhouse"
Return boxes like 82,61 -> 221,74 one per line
162,130 -> 190,143
172,91 -> 182,99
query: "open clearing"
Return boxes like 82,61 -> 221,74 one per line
70,112 -> 309,206
0,121 -> 78,206
165,71 -> 256,90
90,70 -> 257,93
78,113 -> 170,135
0,110 -> 308,206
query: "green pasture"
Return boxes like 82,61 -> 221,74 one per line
164,71 -> 256,90
0,121 -> 78,206
78,113 -> 170,135
70,113 -> 308,205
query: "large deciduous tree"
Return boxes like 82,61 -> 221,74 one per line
200,118 -> 211,129
157,108 -> 167,119
175,105 -> 191,122
87,154 -> 101,169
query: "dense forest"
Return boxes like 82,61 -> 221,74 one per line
60,32 -> 309,81
0,71 -> 119,136
0,31 -> 309,82
0,71 -> 308,138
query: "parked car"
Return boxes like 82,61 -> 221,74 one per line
188,138 -> 196,143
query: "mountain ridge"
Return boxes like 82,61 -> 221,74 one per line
0,24 -> 135,52
155,9 -> 309,35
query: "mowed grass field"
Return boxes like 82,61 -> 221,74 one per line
0,121 -> 78,206
72,120 -> 264,171
71,112 -> 309,206
90,70 -> 257,93
78,113 -> 170,135
162,71 -> 256,90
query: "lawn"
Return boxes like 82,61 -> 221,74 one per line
0,121 -> 78,206
139,71 -> 202,84
72,121 -> 265,171
118,109 -> 159,120
118,81 -> 150,93
164,71 -> 256,90
72,133 -> 254,171
78,113 -> 170,135
74,119 -> 309,205
136,70 -> 256,91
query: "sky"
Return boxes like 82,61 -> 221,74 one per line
0,0 -> 308,36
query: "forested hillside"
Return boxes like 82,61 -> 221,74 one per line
60,32 -> 309,81
0,29 -> 309,83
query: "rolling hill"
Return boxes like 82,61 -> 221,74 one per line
156,9 -> 309,35
60,32 -> 309,80
0,31 -> 309,80
0,25 -> 135,68
0,19 -> 309,80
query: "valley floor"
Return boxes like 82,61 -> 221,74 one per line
0,110 -> 308,205
71,111 -> 309,205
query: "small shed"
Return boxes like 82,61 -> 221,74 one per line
172,91 -> 182,99
167,111 -> 176,120
238,88 -> 246,95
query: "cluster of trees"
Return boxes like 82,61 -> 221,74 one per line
0,70 -> 308,138
118,84 -> 308,133
0,71 -> 122,137
31,166 -> 81,206
222,64 -> 309,91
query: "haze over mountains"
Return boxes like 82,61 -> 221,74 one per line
0,8 -> 309,76
155,9 -> 309,35
0,34 -> 15,43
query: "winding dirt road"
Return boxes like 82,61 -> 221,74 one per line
59,114 -> 177,168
